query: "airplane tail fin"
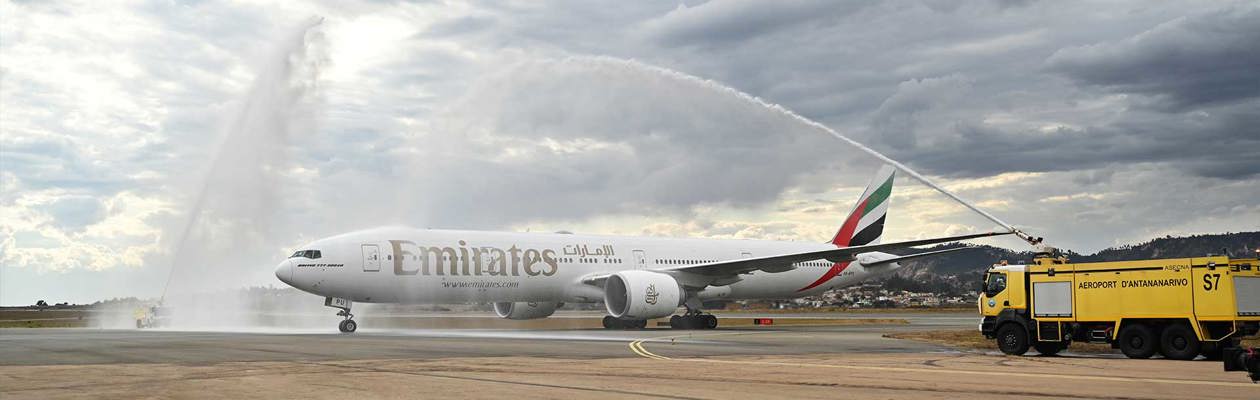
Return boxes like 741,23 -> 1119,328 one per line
831,165 -> 895,247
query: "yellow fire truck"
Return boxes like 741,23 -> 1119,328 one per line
978,254 -> 1260,359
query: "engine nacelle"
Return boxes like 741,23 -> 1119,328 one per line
604,270 -> 683,319
493,301 -> 559,320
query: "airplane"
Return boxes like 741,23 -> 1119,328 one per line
274,165 -> 1011,332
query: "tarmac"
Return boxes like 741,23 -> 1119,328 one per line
2,312 -> 1256,399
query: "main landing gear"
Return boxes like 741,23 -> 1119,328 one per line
670,311 -> 718,330
599,303 -> 718,330
602,316 -> 648,329
598,313 -> 718,329
326,297 -> 356,333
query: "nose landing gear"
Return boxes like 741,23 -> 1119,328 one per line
325,297 -> 356,333
337,310 -> 357,333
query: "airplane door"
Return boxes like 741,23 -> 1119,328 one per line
633,250 -> 646,270
362,244 -> 380,272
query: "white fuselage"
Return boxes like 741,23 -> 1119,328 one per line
275,227 -> 901,305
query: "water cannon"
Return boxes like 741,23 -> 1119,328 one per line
1010,229 -> 1041,246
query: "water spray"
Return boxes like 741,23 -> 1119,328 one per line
151,18 -> 327,328
801,121 -> 1037,245
581,57 -> 1039,246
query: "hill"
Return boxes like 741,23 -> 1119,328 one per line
884,231 -> 1260,295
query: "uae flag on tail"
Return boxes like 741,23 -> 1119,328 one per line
832,164 -> 894,247
797,165 -> 894,292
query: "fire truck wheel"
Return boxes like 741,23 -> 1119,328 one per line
1033,342 -> 1064,356
1118,323 -> 1157,359
1158,324 -> 1201,360
996,324 -> 1029,355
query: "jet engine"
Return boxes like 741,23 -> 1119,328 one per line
493,301 -> 560,320
604,270 -> 683,319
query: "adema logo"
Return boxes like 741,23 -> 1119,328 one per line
645,284 -> 659,305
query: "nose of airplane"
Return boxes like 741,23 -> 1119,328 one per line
275,259 -> 294,285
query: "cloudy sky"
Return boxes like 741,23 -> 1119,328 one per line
2,0 -> 1257,305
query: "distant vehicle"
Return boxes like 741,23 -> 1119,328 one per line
274,165 -> 1010,333
134,305 -> 168,329
979,254 -> 1260,360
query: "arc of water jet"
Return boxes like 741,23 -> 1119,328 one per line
575,56 -> 1033,244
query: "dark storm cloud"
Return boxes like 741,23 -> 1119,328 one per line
1045,6 -> 1260,110
889,101 -> 1260,179
403,57 -> 843,228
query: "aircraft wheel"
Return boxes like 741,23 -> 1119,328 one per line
602,315 -> 618,329
339,319 -> 357,333
1118,323 -> 1157,359
669,315 -> 685,329
1159,324 -> 1200,360
703,315 -> 718,329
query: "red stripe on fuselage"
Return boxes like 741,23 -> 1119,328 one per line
797,260 -> 850,292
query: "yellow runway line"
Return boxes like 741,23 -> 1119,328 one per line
627,340 -> 669,360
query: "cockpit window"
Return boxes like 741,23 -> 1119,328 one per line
290,250 -> 322,259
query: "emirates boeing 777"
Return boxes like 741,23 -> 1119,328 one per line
275,165 -> 1010,332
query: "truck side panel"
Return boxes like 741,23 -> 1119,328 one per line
1193,256 -> 1237,321
1072,266 -> 1121,323
1008,269 -> 1028,310
1032,281 -> 1073,318
1236,276 -> 1260,316
1080,259 -> 1194,320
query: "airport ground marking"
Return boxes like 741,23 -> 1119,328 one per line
627,332 -> 1257,388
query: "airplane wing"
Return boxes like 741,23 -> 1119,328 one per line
663,231 -> 1007,277
581,231 -> 1010,287
858,246 -> 979,267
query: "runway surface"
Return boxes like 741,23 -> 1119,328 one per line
3,312 -> 1257,399
0,324 -> 943,366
